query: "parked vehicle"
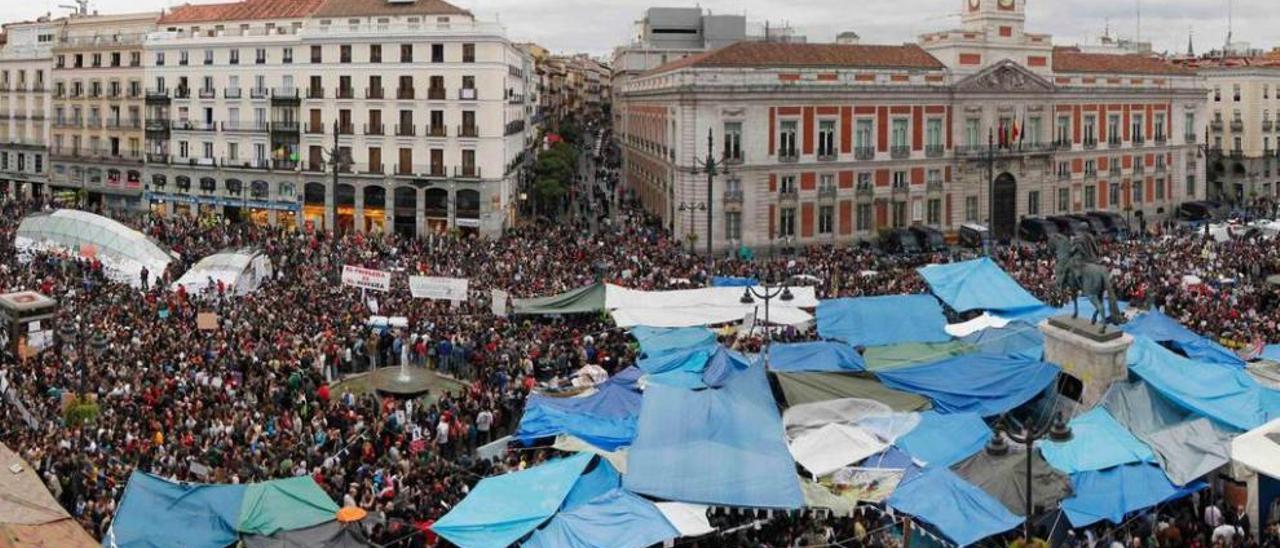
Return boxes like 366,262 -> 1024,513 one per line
957,223 -> 991,249
909,226 -> 948,252
1067,214 -> 1108,235
880,228 -> 923,254
1085,211 -> 1129,238
1018,217 -> 1060,242
1048,215 -> 1091,236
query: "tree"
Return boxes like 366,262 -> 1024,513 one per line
533,177 -> 567,216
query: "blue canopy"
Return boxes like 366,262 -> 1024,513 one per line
105,471 -> 246,548
636,344 -> 751,389
1061,463 -> 1206,528
766,341 -> 865,373
862,447 -> 925,484
895,411 -> 993,468
625,360 -> 804,509
999,297 -> 1129,325
432,453 -> 596,548
1038,408 -> 1157,474
963,321 -> 1045,361
1127,336 -> 1280,431
917,258 -> 1044,313
888,467 -> 1023,546
711,276 -> 759,287
1264,344 -> 1280,362
516,368 -> 644,450
876,354 -> 1060,417
1124,310 -> 1244,368
816,295 -> 950,347
630,326 -> 716,358
523,489 -> 679,548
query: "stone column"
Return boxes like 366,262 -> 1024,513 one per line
415,187 -> 426,238
324,182 -> 335,232
1039,318 -> 1134,416
354,184 -> 366,234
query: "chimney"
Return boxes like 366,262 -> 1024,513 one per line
836,31 -> 860,45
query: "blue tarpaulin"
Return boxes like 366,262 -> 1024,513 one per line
1038,408 -> 1157,474
862,447 -> 925,484
1264,344 -> 1280,362
817,295 -> 950,347
876,354 -> 1060,417
1127,336 -> 1280,431
105,471 -> 246,548
963,321 -> 1045,360
998,297 -> 1129,325
888,467 -> 1023,546
523,489 -> 680,548
1061,463 -> 1207,528
631,326 -> 716,358
895,411 -> 993,468
625,360 -> 804,509
711,276 -> 759,287
516,368 -> 644,450
917,258 -> 1044,313
636,344 -> 751,389
432,453 -> 596,548
1124,310 -> 1245,368
766,341 -> 865,373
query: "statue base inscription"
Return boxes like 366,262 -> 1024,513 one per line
1040,316 -> 1134,415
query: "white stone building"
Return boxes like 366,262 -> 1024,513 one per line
0,16 -> 60,199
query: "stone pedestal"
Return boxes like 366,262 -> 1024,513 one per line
1039,317 -> 1134,415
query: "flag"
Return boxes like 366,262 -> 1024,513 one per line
1012,118 -> 1021,143
997,120 -> 1006,148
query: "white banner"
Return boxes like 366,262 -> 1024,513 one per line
491,289 -> 509,318
342,265 -> 391,292
409,276 -> 469,302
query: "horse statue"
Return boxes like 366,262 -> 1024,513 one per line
1049,233 -> 1124,331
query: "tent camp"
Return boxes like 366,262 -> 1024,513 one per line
14,209 -> 177,288
512,283 -> 609,316
171,248 -> 274,297
607,284 -> 817,328
816,295 -> 950,347
516,367 -> 644,450
0,443 -> 96,548
1123,310 -> 1246,367
917,258 -> 1044,314
1230,418 -> 1280,538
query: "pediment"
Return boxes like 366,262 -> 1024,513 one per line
955,60 -> 1056,93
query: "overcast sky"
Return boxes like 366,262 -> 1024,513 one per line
2,0 -> 1270,57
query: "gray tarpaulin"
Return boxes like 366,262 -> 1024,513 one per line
774,372 -> 932,412
951,448 -> 1073,516
1102,381 -> 1234,486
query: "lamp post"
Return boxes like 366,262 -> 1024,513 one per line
689,128 -> 731,257
987,413 -> 1073,541
678,201 -> 707,252
1195,126 -> 1216,204
739,283 -> 794,366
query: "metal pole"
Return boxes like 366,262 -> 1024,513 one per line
706,128 -> 714,258
988,129 -> 995,244
1025,436 -> 1033,540
332,118 -> 340,233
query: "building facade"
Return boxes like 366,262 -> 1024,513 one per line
1198,67 -> 1280,206
616,0 -> 1205,253
0,17 -> 60,200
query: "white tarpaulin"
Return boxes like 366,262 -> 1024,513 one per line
1232,418 -> 1280,480
409,276 -> 469,302
610,305 -> 813,328
789,423 -> 888,477
944,313 -> 1011,338
783,398 -> 896,439
654,502 -> 715,538
342,265 -> 391,292
605,284 -> 819,309
552,435 -> 628,474
15,209 -> 177,288
171,249 -> 272,298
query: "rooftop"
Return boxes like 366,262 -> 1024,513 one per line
646,41 -> 945,76
159,0 -> 326,24
311,0 -> 471,18
1052,47 -> 1195,76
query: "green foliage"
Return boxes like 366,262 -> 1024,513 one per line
64,397 -> 99,427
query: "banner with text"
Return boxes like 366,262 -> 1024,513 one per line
342,265 -> 392,292
409,276 -> 469,302
491,289 -> 509,318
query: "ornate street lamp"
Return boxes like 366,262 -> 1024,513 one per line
740,284 -> 794,367
987,413 -> 1073,541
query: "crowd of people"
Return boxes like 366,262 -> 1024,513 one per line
0,125 -> 1277,547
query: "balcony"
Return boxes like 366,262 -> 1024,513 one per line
1155,163 -> 1167,174
1133,164 -> 1146,175
1185,133 -> 1197,144
854,147 -> 875,160
891,184 -> 909,196
458,88 -> 477,101
221,158 -> 270,170
1108,137 -> 1122,148
396,87 -> 416,100
1230,148 -> 1244,159
457,124 -> 479,138
106,119 -> 142,130
816,149 -> 837,161
1057,171 -> 1071,181
427,88 -> 446,101
778,149 -> 799,163
455,165 -> 481,179
1230,120 -> 1244,132
146,153 -> 170,164
270,121 -> 300,133
925,144 -> 944,158
221,121 -> 268,132
250,88 -> 269,99
361,164 -> 385,175
505,119 -> 526,136
927,180 -> 944,193
365,87 -> 384,100
304,161 -> 326,173
224,88 -> 242,99
395,124 -> 416,137
426,125 -> 446,137
272,160 -> 299,171
1084,170 -> 1098,181
364,123 -> 384,136
1132,136 -> 1145,146
1265,120 -> 1275,132
307,88 -> 325,99
426,165 -> 446,177
818,186 -> 838,200
173,87 -> 191,99
198,88 -> 216,99
52,118 -> 81,129
271,88 -> 299,102
779,189 -> 799,202
1083,137 -> 1097,150
1154,134 -> 1166,146
890,146 -> 910,159
1210,119 -> 1223,132
723,189 -> 744,204
1109,166 -> 1123,177
337,123 -> 355,135
856,186 -> 875,199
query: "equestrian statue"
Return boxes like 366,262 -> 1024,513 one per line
1049,233 -> 1124,331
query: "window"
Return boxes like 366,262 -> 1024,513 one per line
965,118 -> 981,147
1056,116 -> 1070,144
857,203 -> 873,231
311,45 -> 322,63
282,47 -> 293,64
228,142 -> 239,161
965,196 -> 978,222
779,175 -> 796,194
1131,114 -> 1144,142
818,205 -> 834,234
462,43 -> 475,63
926,118 -> 942,148
155,52 -> 165,66
1027,117 -> 1041,145
203,142 -> 214,159
725,212 -> 741,240
204,49 -> 213,65
1028,191 -> 1040,215
1083,115 -> 1096,144
1213,86 -> 1221,102
229,49 -> 239,65
1132,180 -> 1143,204
1110,182 -> 1121,206
857,172 -> 872,190
892,171 -> 907,189
431,44 -> 444,63
400,44 -> 413,63
370,44 -> 381,63
1085,159 -> 1096,177
817,120 -> 836,157
856,119 -> 874,151
1058,187 -> 1070,212
1084,185 -> 1096,209
723,122 -> 742,161
1266,84 -> 1272,100
779,121 -> 797,158
926,198 -> 941,225
779,208 -> 796,237
1156,178 -> 1165,201
1233,84 -> 1241,101
1186,174 -> 1196,197
1185,112 -> 1195,138
892,202 -> 907,228
255,48 -> 266,64
891,119 -> 908,148
1154,113 -> 1165,140
179,51 -> 189,66
340,45 -> 351,63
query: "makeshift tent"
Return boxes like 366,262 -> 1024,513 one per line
783,398 -> 898,438
876,354 -> 1060,417
1061,463 -> 1205,528
766,341 -> 864,373
517,367 -> 643,450
635,344 -> 750,389
523,489 -> 679,548
1230,419 -> 1280,539
607,284 -> 819,329
0,443 -> 96,548
951,448 -> 1073,516
1037,407 -> 1156,474
896,411 -> 993,468
1124,310 -> 1245,368
15,209 -> 176,288
887,467 -> 1023,546
1263,345 -> 1280,363
653,503 -> 714,538
774,372 -> 931,412
711,276 -> 758,287
237,477 -> 342,536
917,258 -> 1044,313
862,341 -> 976,372
816,295 -> 950,347
171,248 -> 273,297
241,519 -> 373,548
944,313 -> 1011,338
1127,336 -> 1280,431
789,423 -> 888,477
512,283 -> 608,315
962,322 -> 1045,361
432,453 -> 607,548
630,326 -> 715,358
625,361 -> 804,509
553,435 -> 629,474
1103,381 -> 1233,486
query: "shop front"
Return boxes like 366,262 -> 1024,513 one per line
363,185 -> 386,233
393,186 -> 418,237
303,182 -> 326,232
335,184 -> 355,234
456,189 -> 480,235
425,187 -> 449,233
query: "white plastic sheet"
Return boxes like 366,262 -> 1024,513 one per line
654,502 -> 714,538
789,423 -> 888,477
944,313 -> 1011,338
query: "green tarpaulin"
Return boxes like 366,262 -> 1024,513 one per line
775,372 -> 932,411
513,283 -> 608,316
863,341 -> 978,372
238,477 -> 341,537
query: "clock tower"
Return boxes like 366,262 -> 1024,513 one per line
962,0 -> 1026,40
